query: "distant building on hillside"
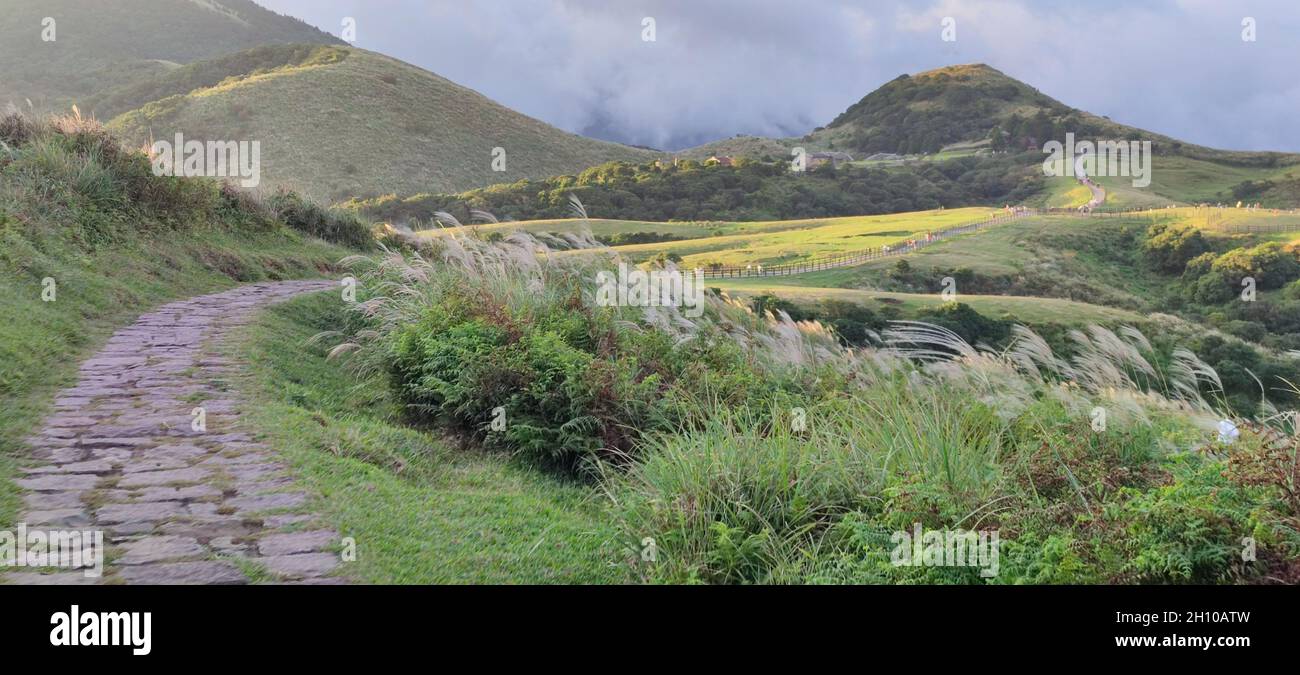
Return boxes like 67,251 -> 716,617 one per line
808,151 -> 854,168
705,155 -> 736,167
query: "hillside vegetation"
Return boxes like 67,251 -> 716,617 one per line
84,44 -> 352,121
303,227 -> 1300,584
233,293 -> 625,582
345,153 -> 1041,225
0,0 -> 342,109
345,64 -> 1300,229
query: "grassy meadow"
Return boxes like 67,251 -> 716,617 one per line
1037,154 -> 1300,211
420,207 -> 999,269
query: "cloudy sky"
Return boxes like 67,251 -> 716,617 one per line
257,0 -> 1300,152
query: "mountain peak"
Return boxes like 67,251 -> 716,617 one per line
820,62 -> 1068,154
911,63 -> 1006,78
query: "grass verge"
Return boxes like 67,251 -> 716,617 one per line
230,292 -> 626,583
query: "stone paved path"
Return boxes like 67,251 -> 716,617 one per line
7,281 -> 344,585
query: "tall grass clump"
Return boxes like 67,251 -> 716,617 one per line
264,190 -> 376,249
325,220 -> 844,474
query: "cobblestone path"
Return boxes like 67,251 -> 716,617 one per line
8,281 -> 343,585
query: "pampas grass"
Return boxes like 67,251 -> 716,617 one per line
325,211 -> 1262,437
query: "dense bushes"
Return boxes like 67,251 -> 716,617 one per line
344,238 -> 820,473
388,305 -> 791,472
1177,240 -> 1300,305
1143,222 -> 1209,273
343,153 -> 1043,225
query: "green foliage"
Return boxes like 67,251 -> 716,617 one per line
597,231 -> 685,246
235,293 -> 626,583
374,252 -> 803,474
1225,173 -> 1300,208
86,45 -> 351,120
827,65 -> 1069,155
346,154 -> 1042,225
1210,242 -> 1300,289
264,190 -> 374,248
1101,455 -> 1260,583
917,301 -> 1012,347
1142,222 -> 1210,273
1192,269 -> 1237,304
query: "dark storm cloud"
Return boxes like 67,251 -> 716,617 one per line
256,0 -> 1300,151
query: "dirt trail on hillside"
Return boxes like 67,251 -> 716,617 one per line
1075,155 -> 1107,209
8,281 -> 344,585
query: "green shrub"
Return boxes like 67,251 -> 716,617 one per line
264,190 -> 374,248
1100,454 -> 1261,583
1211,242 -> 1300,290
1143,222 -> 1209,274
917,301 -> 1011,347
370,244 -> 807,473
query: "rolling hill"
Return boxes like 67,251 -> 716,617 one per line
0,0 -> 343,110
100,45 -> 657,201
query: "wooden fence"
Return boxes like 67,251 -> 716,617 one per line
1216,221 -> 1300,234
698,211 -> 1031,279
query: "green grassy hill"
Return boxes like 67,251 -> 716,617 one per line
103,46 -> 656,202
0,0 -> 343,110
